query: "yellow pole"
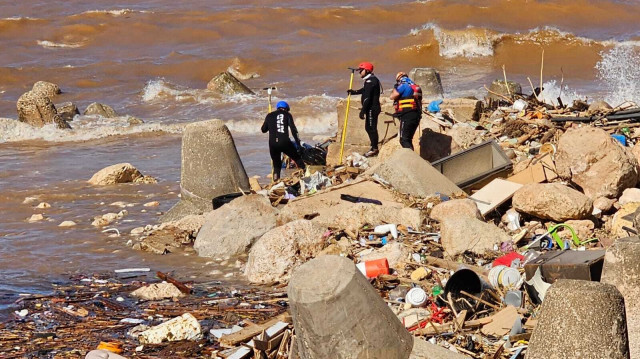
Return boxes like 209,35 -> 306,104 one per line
339,70 -> 356,164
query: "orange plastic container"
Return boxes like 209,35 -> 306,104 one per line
356,258 -> 390,278
97,341 -> 123,354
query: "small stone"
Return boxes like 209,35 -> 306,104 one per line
28,214 -> 44,222
144,201 -> 159,207
130,227 -> 145,235
59,221 -> 76,227
92,213 -> 118,227
36,202 -> 51,209
131,282 -> 184,301
22,196 -> 38,204
110,201 -> 128,208
117,210 -> 128,218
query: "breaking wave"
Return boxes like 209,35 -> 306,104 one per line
596,44 -> 640,106
79,9 -> 152,16
0,118 -> 184,144
36,40 -> 84,49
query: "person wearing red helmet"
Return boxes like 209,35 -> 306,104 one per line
347,61 -> 381,157
390,71 -> 422,150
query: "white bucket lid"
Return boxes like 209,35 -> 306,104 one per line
405,287 -> 427,307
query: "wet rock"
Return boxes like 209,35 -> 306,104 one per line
138,313 -> 201,344
488,80 -> 521,102
84,102 -> 118,118
367,148 -> 462,198
88,163 -> 144,185
55,102 -> 79,122
58,221 -> 77,227
28,214 -> 45,222
36,202 -> 51,209
206,71 -> 254,96
144,201 -> 159,207
430,198 -> 482,222
130,227 -> 145,235
194,194 -> 278,258
245,220 -> 327,284
619,188 -> 640,205
360,242 -> 411,270
513,183 -> 593,221
159,214 -> 206,236
32,81 -> 60,98
92,213 -> 118,227
17,90 -> 70,129
22,196 -> 39,204
440,217 -> 508,257
131,282 -> 184,301
161,119 -> 250,222
555,127 -> 639,199
127,116 -> 144,126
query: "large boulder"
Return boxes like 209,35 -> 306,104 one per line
512,183 -> 593,221
16,90 -> 70,129
161,120 -> 250,222
194,195 -> 278,258
367,148 -> 462,198
408,68 -> 443,101
440,217 -> 508,257
32,81 -> 60,98
278,180 -> 423,232
244,220 -> 327,284
430,198 -> 482,222
619,188 -> 640,205
84,102 -> 118,118
88,163 -> 144,185
206,71 -> 254,95
555,127 -> 639,199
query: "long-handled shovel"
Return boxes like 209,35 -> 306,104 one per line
338,68 -> 358,164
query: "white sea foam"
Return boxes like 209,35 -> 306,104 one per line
0,117 -> 184,144
142,79 -> 213,103
80,9 -> 151,16
37,40 -> 84,49
1,16 -> 40,21
596,44 -> 640,106
226,110 -> 336,135
410,23 -> 495,58
538,80 -> 585,107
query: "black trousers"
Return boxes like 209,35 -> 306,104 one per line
399,111 -> 421,150
270,140 -> 305,180
364,108 -> 380,150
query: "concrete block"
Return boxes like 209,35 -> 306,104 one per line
367,148 -> 462,198
161,120 -> 250,222
409,68 -> 444,101
336,97 -> 396,147
528,279 -> 629,359
602,236 -> 640,359
440,98 -> 482,123
487,80 -> 521,102
288,255 -> 413,359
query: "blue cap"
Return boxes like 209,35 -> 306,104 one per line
276,101 -> 289,110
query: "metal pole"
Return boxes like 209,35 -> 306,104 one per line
339,68 -> 357,164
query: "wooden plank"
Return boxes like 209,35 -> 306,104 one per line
507,155 -> 558,185
220,313 -> 291,347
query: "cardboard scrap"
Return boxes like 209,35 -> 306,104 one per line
508,154 -> 558,185
480,305 -> 521,337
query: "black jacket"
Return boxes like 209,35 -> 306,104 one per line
261,109 -> 301,146
353,74 -> 381,115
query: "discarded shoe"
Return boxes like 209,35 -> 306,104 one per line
364,149 -> 379,158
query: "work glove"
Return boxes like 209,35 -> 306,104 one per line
359,111 -> 365,120
347,89 -> 357,95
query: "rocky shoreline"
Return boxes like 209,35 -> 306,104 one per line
4,70 -> 640,358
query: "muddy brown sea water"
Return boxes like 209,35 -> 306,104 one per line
2,0 -> 640,317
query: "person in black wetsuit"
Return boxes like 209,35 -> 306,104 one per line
347,61 -> 381,157
261,101 -> 306,181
